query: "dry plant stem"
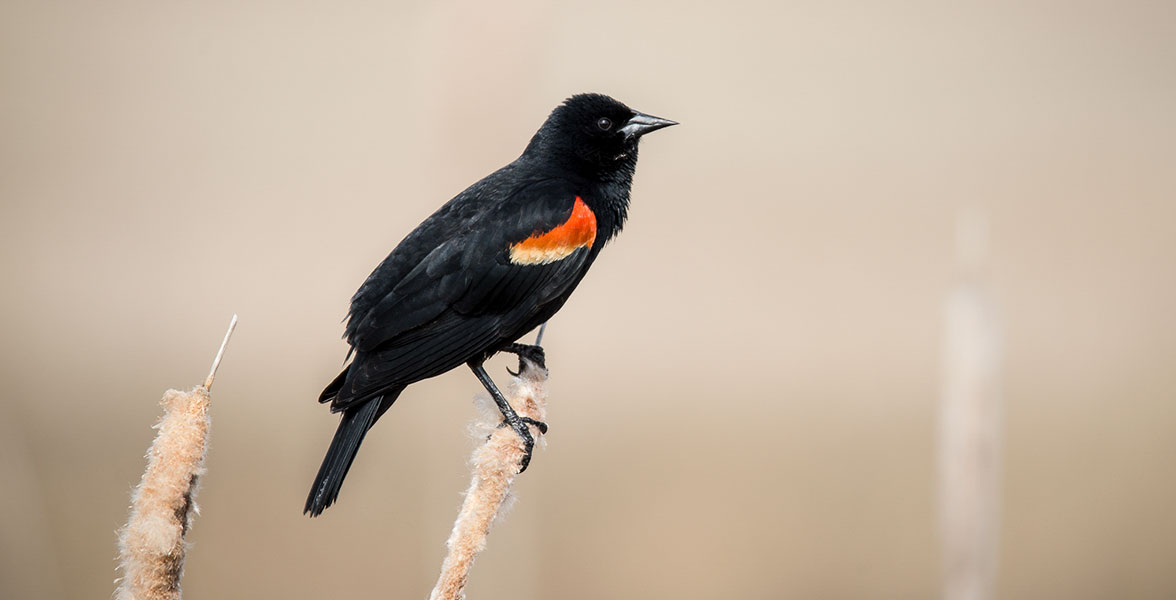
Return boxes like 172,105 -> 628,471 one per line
116,315 -> 237,600
940,212 -> 1002,600
429,357 -> 549,600
204,314 -> 237,390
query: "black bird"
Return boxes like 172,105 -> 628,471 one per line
305,93 -> 676,516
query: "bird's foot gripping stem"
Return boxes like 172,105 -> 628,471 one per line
502,342 -> 546,375
468,360 -> 548,474
496,416 -> 548,472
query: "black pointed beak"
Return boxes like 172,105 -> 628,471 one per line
619,111 -> 678,140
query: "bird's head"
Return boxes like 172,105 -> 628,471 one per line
526,93 -> 677,172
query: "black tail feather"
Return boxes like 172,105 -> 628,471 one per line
304,389 -> 402,517
319,367 -> 348,404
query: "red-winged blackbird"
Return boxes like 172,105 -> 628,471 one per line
305,93 -> 675,516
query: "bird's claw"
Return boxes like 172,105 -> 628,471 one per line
523,417 -> 548,434
502,343 -> 546,374
497,416 -> 548,472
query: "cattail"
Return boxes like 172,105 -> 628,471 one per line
429,356 -> 549,600
939,211 -> 1003,600
116,316 -> 237,600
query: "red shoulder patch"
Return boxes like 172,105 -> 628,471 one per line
509,197 -> 597,265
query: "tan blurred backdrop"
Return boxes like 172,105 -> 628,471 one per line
2,1 -> 1174,598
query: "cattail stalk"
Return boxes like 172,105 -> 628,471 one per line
429,357 -> 548,600
939,211 -> 1003,600
116,315 -> 237,600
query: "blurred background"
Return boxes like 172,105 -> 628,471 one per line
2,1 -> 1174,598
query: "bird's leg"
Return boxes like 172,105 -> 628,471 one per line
468,361 -> 546,473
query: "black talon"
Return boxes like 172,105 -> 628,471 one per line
493,417 -> 546,470
509,418 -> 537,473
519,417 -> 548,435
501,343 -> 546,372
497,417 -> 547,435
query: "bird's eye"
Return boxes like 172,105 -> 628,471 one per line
596,117 -> 613,131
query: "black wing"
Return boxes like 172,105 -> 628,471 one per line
330,178 -> 594,410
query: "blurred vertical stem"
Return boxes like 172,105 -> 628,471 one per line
940,211 -> 1003,600
115,315 -> 237,600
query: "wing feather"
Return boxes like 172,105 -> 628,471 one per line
332,178 -> 598,409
